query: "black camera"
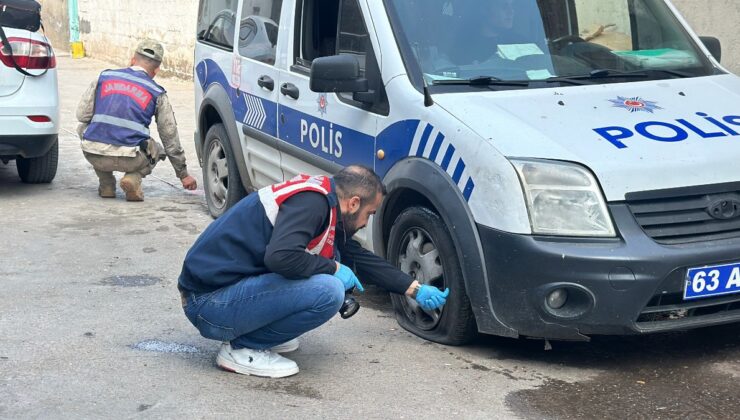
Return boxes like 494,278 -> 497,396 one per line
339,288 -> 360,319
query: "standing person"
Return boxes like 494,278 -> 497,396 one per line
76,39 -> 197,201
178,165 -> 450,378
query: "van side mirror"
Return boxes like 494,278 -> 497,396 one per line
310,55 -> 369,94
700,36 -> 722,63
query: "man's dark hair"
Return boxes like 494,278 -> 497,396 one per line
334,165 -> 386,204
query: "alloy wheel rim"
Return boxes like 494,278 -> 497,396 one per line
397,227 -> 446,330
207,140 -> 229,209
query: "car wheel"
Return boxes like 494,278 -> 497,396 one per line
202,124 -> 246,218
388,206 -> 477,345
17,137 -> 58,184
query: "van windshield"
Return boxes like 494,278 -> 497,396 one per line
385,0 -> 717,89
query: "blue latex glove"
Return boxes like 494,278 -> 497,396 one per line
335,263 -> 365,292
415,285 -> 450,310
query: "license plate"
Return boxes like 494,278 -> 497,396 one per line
685,262 -> 740,300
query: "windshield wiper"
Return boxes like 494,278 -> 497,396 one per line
432,76 -> 530,87
542,69 -> 650,85
431,68 -> 693,89
549,68 -> 693,83
593,68 -> 694,79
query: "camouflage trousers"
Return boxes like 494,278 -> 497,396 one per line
83,151 -> 158,187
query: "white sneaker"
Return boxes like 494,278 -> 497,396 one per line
270,338 -> 300,353
217,343 -> 299,378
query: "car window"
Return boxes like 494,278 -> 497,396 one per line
294,0 -> 388,115
296,0 -> 340,66
238,0 -> 283,65
336,0 -> 368,72
293,0 -> 369,70
197,0 -> 238,50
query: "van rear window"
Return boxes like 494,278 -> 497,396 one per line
197,0 -> 239,50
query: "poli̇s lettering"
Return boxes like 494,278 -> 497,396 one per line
300,119 -> 343,158
594,112 -> 740,149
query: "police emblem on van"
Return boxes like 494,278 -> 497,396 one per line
317,93 -> 328,116
609,96 -> 662,113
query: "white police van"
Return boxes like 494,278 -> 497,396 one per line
193,0 -> 740,344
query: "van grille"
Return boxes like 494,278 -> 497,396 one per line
625,183 -> 740,245
636,292 -> 740,325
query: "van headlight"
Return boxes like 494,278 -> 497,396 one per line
511,159 -> 616,237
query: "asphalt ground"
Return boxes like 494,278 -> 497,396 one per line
1,55 -> 738,419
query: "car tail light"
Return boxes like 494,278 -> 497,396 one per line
27,115 -> 51,123
0,37 -> 56,70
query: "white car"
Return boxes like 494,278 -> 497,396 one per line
238,15 -> 278,65
0,26 -> 59,183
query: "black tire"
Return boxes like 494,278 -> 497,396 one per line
17,138 -> 58,184
202,124 -> 246,218
388,207 -> 477,345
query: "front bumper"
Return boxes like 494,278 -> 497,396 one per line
0,134 -> 58,159
480,204 -> 740,340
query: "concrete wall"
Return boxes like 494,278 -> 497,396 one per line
77,0 -> 199,78
38,0 -> 69,55
38,0 -> 199,78
671,0 -> 740,72
37,0 -> 740,78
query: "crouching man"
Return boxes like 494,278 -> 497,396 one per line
76,39 -> 197,201
178,165 -> 450,378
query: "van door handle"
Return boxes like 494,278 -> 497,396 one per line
257,75 -> 274,91
280,83 -> 300,100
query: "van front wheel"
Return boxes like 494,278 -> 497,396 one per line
388,207 -> 477,345
203,124 -> 246,218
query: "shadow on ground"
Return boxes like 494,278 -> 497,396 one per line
361,285 -> 739,420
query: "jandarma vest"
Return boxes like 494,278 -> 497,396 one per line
83,68 -> 165,148
259,175 -> 338,259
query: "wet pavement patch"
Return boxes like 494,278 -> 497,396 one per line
175,223 -> 199,234
100,275 -> 162,287
504,323 -> 740,420
253,381 -> 322,400
131,340 -> 199,354
158,207 -> 186,213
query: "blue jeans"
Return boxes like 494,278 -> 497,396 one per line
182,273 -> 345,350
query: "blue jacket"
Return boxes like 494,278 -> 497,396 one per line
178,190 -> 414,295
83,68 -> 164,147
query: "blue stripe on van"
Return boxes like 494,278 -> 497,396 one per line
463,178 -> 475,201
428,133 -> 445,162
440,145 -> 455,171
451,160 -> 465,184
415,124 -> 434,157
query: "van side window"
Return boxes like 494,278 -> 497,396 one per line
336,0 -> 368,72
294,0 -> 389,115
238,0 -> 283,65
197,0 -> 239,50
335,0 -> 388,114
295,0 -> 340,66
